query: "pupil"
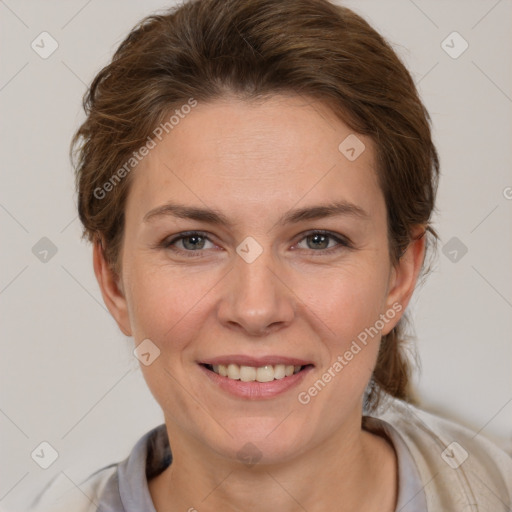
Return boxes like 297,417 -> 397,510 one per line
310,234 -> 328,249
184,235 -> 204,250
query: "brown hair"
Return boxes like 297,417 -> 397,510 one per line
72,0 -> 439,412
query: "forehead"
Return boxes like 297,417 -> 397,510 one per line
125,94 -> 384,228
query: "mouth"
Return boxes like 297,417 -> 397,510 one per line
201,363 -> 313,383
197,356 -> 315,399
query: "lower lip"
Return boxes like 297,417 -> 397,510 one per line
198,364 -> 314,400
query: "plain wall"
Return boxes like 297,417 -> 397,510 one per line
1,0 -> 511,509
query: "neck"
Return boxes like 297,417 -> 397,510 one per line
148,416 -> 398,512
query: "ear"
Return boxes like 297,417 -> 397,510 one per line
93,239 -> 132,337
381,226 -> 426,335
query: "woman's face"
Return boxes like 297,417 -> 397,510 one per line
96,94 -> 420,465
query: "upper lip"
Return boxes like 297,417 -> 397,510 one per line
199,355 -> 314,367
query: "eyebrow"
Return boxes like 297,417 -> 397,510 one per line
143,200 -> 369,227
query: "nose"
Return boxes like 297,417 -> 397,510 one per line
217,245 -> 296,336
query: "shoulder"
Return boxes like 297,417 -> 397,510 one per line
29,424 -> 168,512
29,465 -> 117,512
374,396 -> 512,511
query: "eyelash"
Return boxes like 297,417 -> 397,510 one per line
159,230 -> 353,258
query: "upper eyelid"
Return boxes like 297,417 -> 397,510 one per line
165,230 -> 351,250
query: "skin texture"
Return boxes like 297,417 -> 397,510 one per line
93,94 -> 426,512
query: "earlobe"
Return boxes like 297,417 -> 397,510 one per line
92,239 -> 133,337
382,228 -> 426,335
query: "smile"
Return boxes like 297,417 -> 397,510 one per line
204,363 -> 304,382
198,357 -> 314,399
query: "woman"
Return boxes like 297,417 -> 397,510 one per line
31,0 -> 511,510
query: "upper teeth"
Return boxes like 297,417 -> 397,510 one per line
211,364 -> 302,382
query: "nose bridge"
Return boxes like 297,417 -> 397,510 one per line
218,238 -> 294,334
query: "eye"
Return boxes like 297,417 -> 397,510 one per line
159,229 -> 352,258
294,230 -> 352,254
161,231 -> 216,257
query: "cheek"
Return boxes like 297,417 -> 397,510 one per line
302,262 -> 392,406
124,257 -> 222,350
307,261 -> 390,341
310,272 -> 390,381
124,262 -> 181,341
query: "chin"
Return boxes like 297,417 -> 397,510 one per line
207,418 -> 314,467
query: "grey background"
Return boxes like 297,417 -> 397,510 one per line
1,0 -> 511,509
